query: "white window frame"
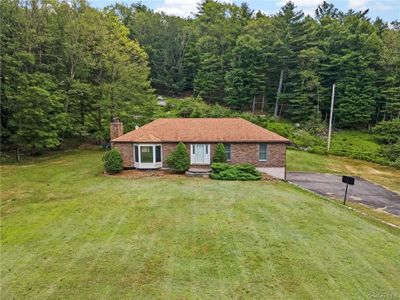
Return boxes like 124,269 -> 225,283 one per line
190,144 -> 211,165
134,144 -> 162,169
259,143 -> 268,161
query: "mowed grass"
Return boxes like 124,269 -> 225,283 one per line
287,149 -> 400,195
1,151 -> 400,299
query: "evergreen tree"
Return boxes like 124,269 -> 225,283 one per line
289,47 -> 324,122
103,148 -> 123,174
194,36 -> 224,102
379,25 -> 400,120
224,35 -> 265,109
213,143 -> 227,163
166,142 -> 190,172
335,13 -> 380,127
2,0 -> 399,157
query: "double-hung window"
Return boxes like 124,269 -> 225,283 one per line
140,146 -> 153,163
224,143 -> 231,161
259,143 -> 268,161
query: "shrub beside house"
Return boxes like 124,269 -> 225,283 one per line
166,142 -> 190,173
213,143 -> 227,163
210,163 -> 262,181
103,149 -> 123,174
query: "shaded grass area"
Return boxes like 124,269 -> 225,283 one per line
1,150 -> 400,299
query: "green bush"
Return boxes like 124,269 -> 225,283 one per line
213,143 -> 227,163
383,142 -> 400,161
328,130 -> 390,165
391,157 -> 400,169
265,120 -> 295,139
103,149 -> 123,174
238,164 -> 261,175
308,145 -> 327,155
166,142 -> 190,173
210,163 -> 262,181
211,162 -> 230,173
160,97 -> 234,119
293,130 -> 324,149
373,119 -> 400,144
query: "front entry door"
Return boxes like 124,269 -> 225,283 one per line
191,144 -> 210,165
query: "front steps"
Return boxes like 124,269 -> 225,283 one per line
185,167 -> 212,177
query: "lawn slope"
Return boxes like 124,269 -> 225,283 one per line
1,150 -> 400,299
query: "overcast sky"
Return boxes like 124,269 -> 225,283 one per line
89,0 -> 399,22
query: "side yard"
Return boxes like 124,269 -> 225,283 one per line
1,150 -> 399,299
287,149 -> 400,195
287,149 -> 400,227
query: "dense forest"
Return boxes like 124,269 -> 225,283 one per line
109,0 -> 400,124
1,0 -> 399,160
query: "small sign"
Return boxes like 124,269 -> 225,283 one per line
342,176 -> 355,185
342,176 -> 355,205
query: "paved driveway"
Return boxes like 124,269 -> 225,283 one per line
286,172 -> 400,216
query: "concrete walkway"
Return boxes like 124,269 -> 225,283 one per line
286,172 -> 400,216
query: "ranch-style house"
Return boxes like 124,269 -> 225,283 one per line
110,118 -> 290,179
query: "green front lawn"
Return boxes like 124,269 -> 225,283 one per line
1,150 -> 400,299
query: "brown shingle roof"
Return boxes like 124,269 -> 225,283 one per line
111,118 -> 290,143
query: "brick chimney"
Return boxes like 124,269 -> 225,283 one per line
110,117 -> 123,140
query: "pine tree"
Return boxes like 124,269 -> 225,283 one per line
166,142 -> 190,172
379,25 -> 400,120
213,143 -> 227,163
335,13 -> 380,128
224,35 -> 265,109
194,36 -> 224,102
289,47 -> 324,122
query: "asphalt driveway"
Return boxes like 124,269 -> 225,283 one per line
286,172 -> 400,216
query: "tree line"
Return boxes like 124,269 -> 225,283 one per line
1,0 -> 155,157
111,0 -> 399,126
1,0 -> 399,157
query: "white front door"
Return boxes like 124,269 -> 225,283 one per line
191,144 -> 210,165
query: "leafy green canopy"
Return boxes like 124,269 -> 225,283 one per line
1,0 -> 155,158
2,0 -> 400,161
109,1 -> 399,128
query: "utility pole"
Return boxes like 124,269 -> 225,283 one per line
327,83 -> 336,152
274,69 -> 284,118
261,93 -> 265,112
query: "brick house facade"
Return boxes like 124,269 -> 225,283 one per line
111,118 -> 290,179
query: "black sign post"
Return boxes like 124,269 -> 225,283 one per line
342,176 -> 355,205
